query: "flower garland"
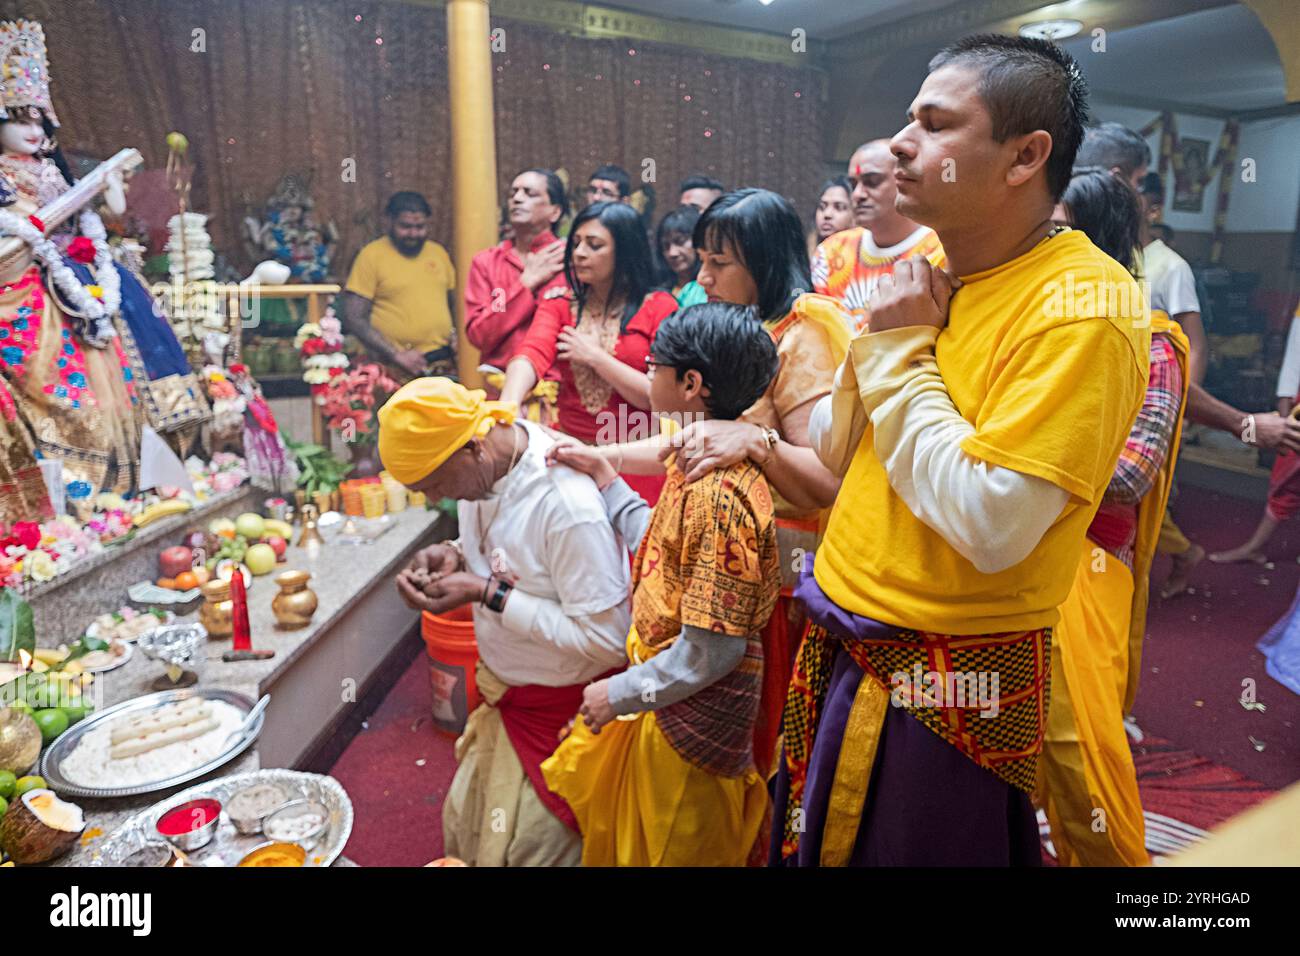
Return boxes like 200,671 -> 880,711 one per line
0,206 -> 121,347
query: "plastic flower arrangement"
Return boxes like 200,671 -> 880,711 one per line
296,306 -> 350,392
319,362 -> 399,445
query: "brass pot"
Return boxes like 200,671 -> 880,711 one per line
272,570 -> 317,630
200,578 -> 234,639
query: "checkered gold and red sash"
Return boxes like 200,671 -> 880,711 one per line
780,622 -> 1051,859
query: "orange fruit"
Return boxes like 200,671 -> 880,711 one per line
157,577 -> 176,590
175,571 -> 199,591
217,528 -> 236,540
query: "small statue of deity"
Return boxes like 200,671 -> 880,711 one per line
243,173 -> 336,283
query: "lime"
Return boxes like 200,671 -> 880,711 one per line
62,701 -> 91,724
32,709 -> 69,745
0,795 -> 7,817
13,774 -> 44,796
0,770 -> 14,800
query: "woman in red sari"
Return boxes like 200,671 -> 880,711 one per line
501,201 -> 676,503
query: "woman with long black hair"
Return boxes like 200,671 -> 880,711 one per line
1034,165 -> 1189,866
562,188 -> 850,778
500,200 -> 677,502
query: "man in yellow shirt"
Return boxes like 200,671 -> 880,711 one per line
343,191 -> 457,380
774,34 -> 1150,866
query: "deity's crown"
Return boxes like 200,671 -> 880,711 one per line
0,20 -> 58,128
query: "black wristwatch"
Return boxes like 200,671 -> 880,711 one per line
482,576 -> 513,613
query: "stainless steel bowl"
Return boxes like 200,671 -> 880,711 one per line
262,799 -> 329,846
122,842 -> 179,868
225,782 -> 293,835
155,797 -> 222,852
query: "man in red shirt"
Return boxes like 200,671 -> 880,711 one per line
465,169 -> 569,374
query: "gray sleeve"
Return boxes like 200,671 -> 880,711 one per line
606,624 -> 748,715
600,477 -> 652,552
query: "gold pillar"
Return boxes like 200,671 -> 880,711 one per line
447,0 -> 498,388
1242,0 -> 1300,103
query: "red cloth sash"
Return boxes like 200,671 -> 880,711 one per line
497,671 -> 617,833
1087,502 -> 1136,557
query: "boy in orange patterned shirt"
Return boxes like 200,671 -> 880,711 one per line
542,303 -> 782,866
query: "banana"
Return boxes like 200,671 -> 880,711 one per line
262,519 -> 293,540
33,648 -> 66,666
134,499 -> 192,528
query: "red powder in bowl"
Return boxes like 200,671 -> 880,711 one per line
157,798 -> 221,836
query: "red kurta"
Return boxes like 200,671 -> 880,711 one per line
515,290 -> 677,503
464,230 -> 568,371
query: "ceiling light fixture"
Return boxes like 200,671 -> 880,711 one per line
759,0 -> 776,7
1019,19 -> 1084,41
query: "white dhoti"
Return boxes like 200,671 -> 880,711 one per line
442,662 -> 581,867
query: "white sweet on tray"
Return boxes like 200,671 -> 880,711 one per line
59,700 -> 245,789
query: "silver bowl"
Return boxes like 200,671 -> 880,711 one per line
156,797 -> 222,852
262,799 -> 330,847
225,781 -> 293,835
138,622 -> 208,687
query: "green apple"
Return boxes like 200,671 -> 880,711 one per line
235,513 -> 266,541
244,543 -> 277,576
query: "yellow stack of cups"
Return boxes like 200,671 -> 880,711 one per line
382,472 -> 407,513
360,484 -> 387,519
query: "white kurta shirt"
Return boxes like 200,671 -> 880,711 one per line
457,420 -> 631,687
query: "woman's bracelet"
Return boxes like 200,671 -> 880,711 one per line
755,425 -> 780,466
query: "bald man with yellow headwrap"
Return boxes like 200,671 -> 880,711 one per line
380,378 -> 631,866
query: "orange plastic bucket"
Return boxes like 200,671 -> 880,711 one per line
421,603 -> 480,737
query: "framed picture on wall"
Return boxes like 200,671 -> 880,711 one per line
1173,137 -> 1211,213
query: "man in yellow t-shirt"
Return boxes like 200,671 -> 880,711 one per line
773,35 -> 1150,867
343,191 -> 457,381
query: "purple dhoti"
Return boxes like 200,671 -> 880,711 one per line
770,564 -> 1041,866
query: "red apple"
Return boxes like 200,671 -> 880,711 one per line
264,535 -> 287,561
160,546 -> 194,579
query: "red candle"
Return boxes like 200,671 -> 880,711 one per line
230,569 -> 252,652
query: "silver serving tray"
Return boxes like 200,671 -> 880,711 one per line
91,769 -> 353,867
39,687 -> 263,799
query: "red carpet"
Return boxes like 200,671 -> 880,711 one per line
329,642 -> 457,867
1140,485 -> 1300,790
330,486 -> 1298,864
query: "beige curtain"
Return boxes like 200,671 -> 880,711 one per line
15,0 -> 825,274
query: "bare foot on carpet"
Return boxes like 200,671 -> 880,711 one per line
1161,543 -> 1205,599
1208,544 -> 1269,565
